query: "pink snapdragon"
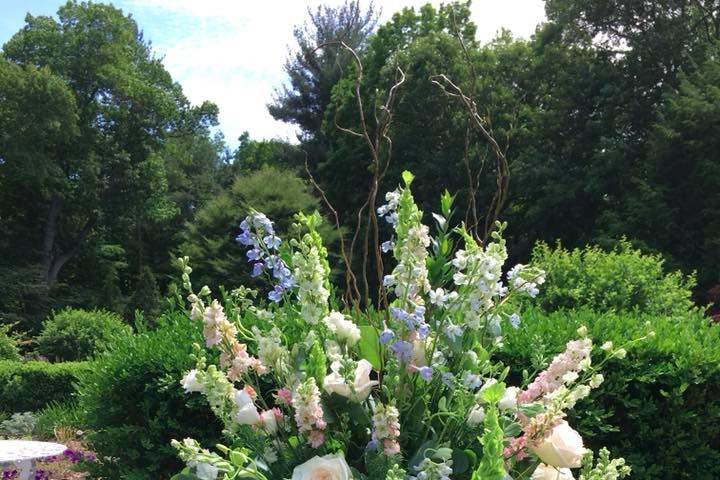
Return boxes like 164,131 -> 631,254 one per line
371,403 -> 401,456
202,300 -> 237,347
221,342 -> 266,381
292,378 -> 326,447
518,338 -> 592,404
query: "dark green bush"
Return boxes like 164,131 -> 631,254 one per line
0,325 -> 20,360
0,360 -> 92,413
500,307 -> 720,480
35,308 -> 132,361
530,240 -> 696,315
77,311 -> 223,479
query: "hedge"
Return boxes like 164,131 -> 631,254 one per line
500,307 -> 720,480
0,360 -> 92,413
77,312 -> 223,479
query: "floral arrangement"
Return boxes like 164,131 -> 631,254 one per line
172,172 -> 646,480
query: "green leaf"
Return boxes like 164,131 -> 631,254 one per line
358,325 -> 382,370
481,381 -> 506,404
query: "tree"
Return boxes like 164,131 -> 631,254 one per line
179,165 -> 336,290
0,1 -> 221,329
268,0 -> 378,141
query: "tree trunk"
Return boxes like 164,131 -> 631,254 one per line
42,196 -> 62,285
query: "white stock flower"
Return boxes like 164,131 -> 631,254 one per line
531,463 -> 575,480
232,389 -> 260,425
181,369 -> 203,393
195,462 -> 219,480
498,386 -> 520,410
323,359 -> 378,402
531,421 -> 586,468
323,311 -> 361,346
291,454 -> 352,480
467,405 -> 486,426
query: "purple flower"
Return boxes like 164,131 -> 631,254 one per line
379,328 -> 395,344
389,307 -> 408,321
365,439 -> 379,452
441,372 -> 455,387
246,248 -> 262,261
418,323 -> 429,339
235,230 -> 253,246
380,240 -> 394,253
268,285 -> 284,303
509,313 -> 521,329
390,340 -> 413,362
263,234 -> 281,250
251,262 -> 264,277
418,366 -> 433,381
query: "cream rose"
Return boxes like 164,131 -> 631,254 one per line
531,463 -> 574,480
232,389 -> 261,425
291,454 -> 352,480
323,359 -> 378,402
467,405 -> 486,426
531,421 -> 585,468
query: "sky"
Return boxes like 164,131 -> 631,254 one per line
0,0 -> 546,146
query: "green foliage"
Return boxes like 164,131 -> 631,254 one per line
0,412 -> 37,438
530,241 -> 696,316
33,401 -> 85,440
0,324 -> 20,361
126,266 -> 162,324
500,307 -> 720,480
180,165 -> 337,289
77,312 -> 223,479
473,404 -> 505,480
36,308 -> 132,362
0,360 -> 92,413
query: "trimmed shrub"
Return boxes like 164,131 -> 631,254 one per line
0,361 -> 92,413
530,240 -> 696,315
0,325 -> 20,361
35,308 -> 132,361
77,312 -> 223,479
500,307 -> 720,480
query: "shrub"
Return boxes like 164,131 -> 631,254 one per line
500,307 -> 720,480
0,324 -> 20,361
530,240 -> 697,315
0,411 -> 37,438
35,308 -> 132,361
77,311 -> 223,479
34,401 -> 85,439
0,360 -> 92,413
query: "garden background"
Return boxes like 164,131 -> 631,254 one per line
0,1 -> 719,479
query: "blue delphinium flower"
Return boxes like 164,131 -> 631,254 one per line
418,366 -> 433,381
390,340 -> 413,362
379,328 -> 395,344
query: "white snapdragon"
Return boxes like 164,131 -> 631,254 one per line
292,244 -> 330,324
507,264 -> 546,298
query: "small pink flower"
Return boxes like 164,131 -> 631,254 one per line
308,430 -> 325,448
276,388 -> 292,405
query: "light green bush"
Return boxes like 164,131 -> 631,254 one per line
500,307 -> 720,480
35,307 -> 132,361
0,324 -> 20,361
530,240 -> 696,315
0,360 -> 92,413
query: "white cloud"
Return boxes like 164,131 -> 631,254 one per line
120,0 -> 545,145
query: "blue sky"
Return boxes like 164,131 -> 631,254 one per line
0,0 -> 545,146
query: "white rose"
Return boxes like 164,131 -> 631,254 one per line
181,369 -> 203,393
195,462 -> 219,480
467,405 -> 486,426
498,386 -> 519,410
324,311 -> 361,346
260,409 -> 278,434
291,454 -> 352,480
233,389 -> 261,425
323,359 -> 378,402
531,463 -> 574,480
531,421 -> 586,468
